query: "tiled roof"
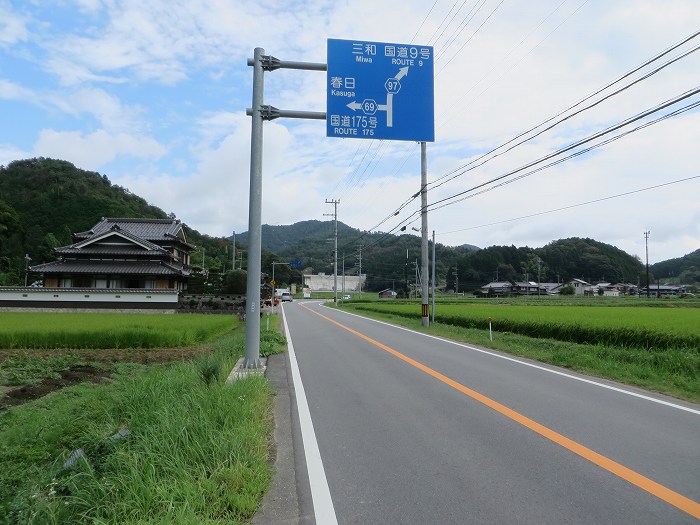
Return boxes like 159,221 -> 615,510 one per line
30,260 -> 190,276
56,245 -> 168,256
73,218 -> 194,248
78,229 -> 166,251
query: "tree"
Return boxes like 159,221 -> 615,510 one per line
559,284 -> 575,295
223,270 -> 247,294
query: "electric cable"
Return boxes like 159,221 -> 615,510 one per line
439,174 -> 700,235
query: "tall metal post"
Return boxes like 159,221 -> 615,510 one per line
325,199 -> 340,304
232,231 -> 236,271
420,142 -> 429,327
358,245 -> 362,297
431,230 -> 436,324
243,47 -> 265,369
644,230 -> 651,298
271,263 -> 276,316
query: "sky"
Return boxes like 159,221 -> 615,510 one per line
1,0 -> 699,265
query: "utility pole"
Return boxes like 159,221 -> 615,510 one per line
24,254 -> 31,287
420,141 -> 429,327
357,245 -> 363,297
325,199 -> 340,304
454,266 -> 459,295
232,231 -> 236,271
644,230 -> 651,297
431,230 -> 436,324
405,248 -> 409,297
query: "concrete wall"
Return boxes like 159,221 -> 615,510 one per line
0,287 -> 179,310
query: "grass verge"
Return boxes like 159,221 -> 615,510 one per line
0,317 -> 286,524
340,304 -> 700,403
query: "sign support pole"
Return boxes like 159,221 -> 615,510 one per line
243,50 -> 327,369
421,141 -> 429,327
243,47 -> 265,369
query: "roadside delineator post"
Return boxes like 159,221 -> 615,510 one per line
488,317 -> 493,342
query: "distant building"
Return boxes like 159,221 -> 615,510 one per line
640,283 -> 686,297
550,278 -> 593,296
378,288 -> 398,299
1,218 -> 195,310
30,218 -> 194,291
303,272 -> 366,292
480,280 -> 548,296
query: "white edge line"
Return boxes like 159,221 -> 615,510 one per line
317,302 -> 700,416
281,304 -> 339,524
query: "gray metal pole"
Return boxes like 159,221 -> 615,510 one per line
243,47 -> 265,369
432,230 -> 436,324
420,142 -> 429,327
326,199 -> 339,304
334,201 -> 338,305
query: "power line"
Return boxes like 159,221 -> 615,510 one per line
438,175 -> 700,235
410,0 -> 440,43
435,0 -> 506,76
427,87 -> 700,210
429,33 -> 700,191
368,96 -> 700,241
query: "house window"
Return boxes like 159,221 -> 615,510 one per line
95,279 -> 108,289
60,278 -> 72,288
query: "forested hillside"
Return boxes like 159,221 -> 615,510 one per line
2,157 -> 690,292
651,249 -> 700,284
0,158 -> 234,285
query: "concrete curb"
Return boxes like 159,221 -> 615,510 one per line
253,351 -> 315,524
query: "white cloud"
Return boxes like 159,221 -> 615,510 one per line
47,87 -> 145,133
0,4 -> 29,47
0,144 -> 31,167
34,129 -> 166,170
0,79 -> 35,101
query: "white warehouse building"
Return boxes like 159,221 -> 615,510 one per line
303,273 -> 366,292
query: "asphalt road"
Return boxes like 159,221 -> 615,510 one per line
277,300 -> 700,525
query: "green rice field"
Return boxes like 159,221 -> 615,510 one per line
345,300 -> 700,401
0,312 -> 236,349
352,303 -> 700,349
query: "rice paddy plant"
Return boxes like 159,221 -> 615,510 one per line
352,303 -> 700,350
344,303 -> 700,401
0,313 -> 237,349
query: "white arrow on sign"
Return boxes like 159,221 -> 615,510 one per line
346,67 -> 410,127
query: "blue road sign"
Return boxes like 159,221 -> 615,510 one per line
327,38 -> 434,142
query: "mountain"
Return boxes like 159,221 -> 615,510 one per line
0,158 -> 228,284
2,157 -> 693,291
651,248 -> 700,284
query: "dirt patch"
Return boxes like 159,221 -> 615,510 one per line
1,365 -> 112,409
0,347 -> 211,409
0,347 -> 210,364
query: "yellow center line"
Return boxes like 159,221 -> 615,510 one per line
299,303 -> 700,520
